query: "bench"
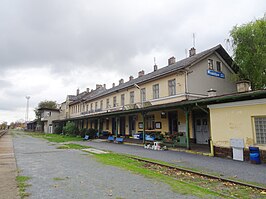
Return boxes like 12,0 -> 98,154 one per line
107,136 -> 115,142
83,135 -> 89,141
114,137 -> 124,144
145,135 -> 155,141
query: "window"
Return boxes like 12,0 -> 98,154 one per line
216,61 -> 222,72
168,79 -> 176,96
86,104 -> 89,111
153,84 -> 159,99
141,88 -> 146,102
113,96 -> 117,107
106,99 -> 110,109
121,94 -> 125,106
130,91 -> 134,104
145,115 -> 155,130
255,117 -> 266,144
90,103 -> 93,111
100,100 -> 103,110
208,59 -> 214,70
95,102 -> 98,110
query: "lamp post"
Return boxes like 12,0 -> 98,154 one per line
25,96 -> 30,123
134,83 -> 145,144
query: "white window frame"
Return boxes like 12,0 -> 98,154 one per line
153,84 -> 159,99
254,117 -> 266,144
168,79 -> 176,96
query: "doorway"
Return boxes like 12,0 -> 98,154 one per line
119,117 -> 125,136
195,117 -> 209,144
168,111 -> 178,134
128,115 -> 136,136
112,118 -> 117,135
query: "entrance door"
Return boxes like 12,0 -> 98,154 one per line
195,117 -> 209,144
112,118 -> 117,135
128,116 -> 136,136
49,124 -> 53,134
119,117 -> 125,136
168,111 -> 178,134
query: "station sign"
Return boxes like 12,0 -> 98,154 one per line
207,69 -> 225,79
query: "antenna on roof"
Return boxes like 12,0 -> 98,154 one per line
192,33 -> 196,48
154,57 -> 156,65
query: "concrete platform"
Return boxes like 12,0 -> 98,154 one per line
0,132 -> 19,199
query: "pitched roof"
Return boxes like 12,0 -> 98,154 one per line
71,44 -> 235,104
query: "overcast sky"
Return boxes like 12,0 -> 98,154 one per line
0,0 -> 265,124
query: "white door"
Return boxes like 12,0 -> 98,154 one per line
195,118 -> 209,144
49,125 -> 53,134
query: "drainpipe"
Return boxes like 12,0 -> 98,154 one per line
185,108 -> 190,150
185,70 -> 189,99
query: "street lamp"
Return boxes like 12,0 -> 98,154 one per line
25,96 -> 30,123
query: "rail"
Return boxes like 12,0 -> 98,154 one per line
129,156 -> 266,192
0,130 -> 8,138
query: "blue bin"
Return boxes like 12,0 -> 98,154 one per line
249,147 -> 261,164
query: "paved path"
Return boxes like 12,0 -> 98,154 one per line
0,132 -> 19,199
74,140 -> 266,186
13,133 -> 196,199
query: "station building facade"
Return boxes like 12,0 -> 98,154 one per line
54,44 -> 238,147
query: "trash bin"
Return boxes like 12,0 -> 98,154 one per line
249,146 -> 261,164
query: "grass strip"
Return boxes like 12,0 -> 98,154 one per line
93,153 -> 225,198
26,131 -> 83,143
16,175 -> 31,199
57,143 -> 91,149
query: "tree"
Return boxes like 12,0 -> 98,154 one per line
37,100 -> 57,109
230,15 -> 266,89
0,121 -> 8,129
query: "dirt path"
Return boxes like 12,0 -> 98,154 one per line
0,131 -> 19,199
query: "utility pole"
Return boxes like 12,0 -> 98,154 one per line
25,96 -> 30,123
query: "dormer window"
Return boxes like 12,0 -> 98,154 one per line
208,59 -> 213,70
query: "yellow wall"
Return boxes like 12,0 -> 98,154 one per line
68,72 -> 186,118
209,100 -> 266,150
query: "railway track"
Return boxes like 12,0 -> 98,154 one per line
130,156 -> 266,192
0,130 -> 8,138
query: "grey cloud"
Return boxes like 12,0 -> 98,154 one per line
0,80 -> 12,88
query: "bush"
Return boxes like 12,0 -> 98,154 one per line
80,128 -> 87,138
62,122 -> 79,136
54,125 -> 63,134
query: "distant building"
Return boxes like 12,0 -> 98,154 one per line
38,108 -> 60,133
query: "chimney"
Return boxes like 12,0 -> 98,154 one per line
112,83 -> 115,88
189,47 -> 196,57
207,89 -> 217,97
103,84 -> 106,89
138,70 -> 145,77
86,88 -> 90,92
154,64 -> 158,71
236,80 -> 251,92
96,84 -> 102,89
129,76 -> 134,81
76,88 -> 80,96
168,57 -> 176,65
119,79 -> 124,85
